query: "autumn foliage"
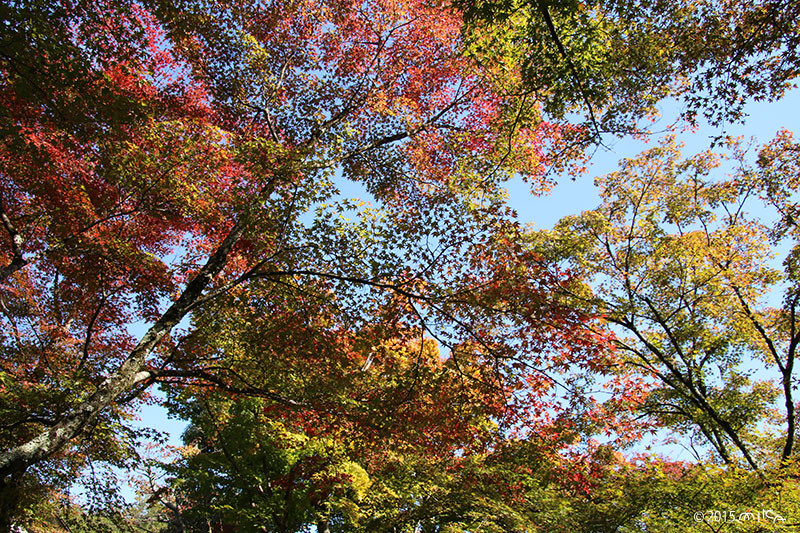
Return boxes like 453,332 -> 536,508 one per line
2,0 -> 800,530
0,0 -> 614,526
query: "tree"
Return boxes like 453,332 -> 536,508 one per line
130,289 -> 655,533
0,0 -> 618,526
530,132 -> 800,471
160,395 -> 373,532
154,377 -> 638,532
153,336 -> 489,532
458,0 -> 800,139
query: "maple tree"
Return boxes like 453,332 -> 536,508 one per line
0,0 -> 627,527
145,378 -> 633,531
530,132 -> 800,473
137,293 -> 630,531
459,0 -> 800,138
150,344 -> 491,531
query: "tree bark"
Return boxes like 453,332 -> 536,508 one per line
0,202 -> 29,283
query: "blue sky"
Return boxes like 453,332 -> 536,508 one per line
510,87 -> 800,229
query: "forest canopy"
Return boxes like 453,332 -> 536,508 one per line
1,0 -> 799,531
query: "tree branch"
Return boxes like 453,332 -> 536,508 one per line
534,0 -> 602,140
0,215 -> 250,479
0,201 -> 29,282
